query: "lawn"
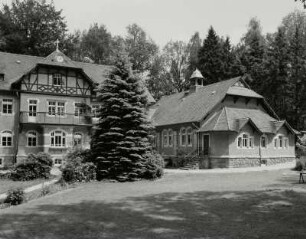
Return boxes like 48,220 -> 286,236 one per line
0,168 -> 305,238
0,177 -> 57,194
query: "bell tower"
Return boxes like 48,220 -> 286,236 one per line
189,69 -> 204,93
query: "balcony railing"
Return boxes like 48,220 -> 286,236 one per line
20,112 -> 97,125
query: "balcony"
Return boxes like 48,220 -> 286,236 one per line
20,112 -> 95,126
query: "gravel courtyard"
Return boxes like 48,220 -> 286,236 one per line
1,167 -> 306,239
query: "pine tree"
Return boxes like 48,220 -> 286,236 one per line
197,26 -> 224,84
91,57 -> 154,181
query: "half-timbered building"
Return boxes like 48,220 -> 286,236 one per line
0,49 -> 154,167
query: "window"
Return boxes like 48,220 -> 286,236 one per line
48,101 -> 65,116
53,73 -> 63,86
260,135 -> 267,148
163,130 -> 168,147
238,137 -> 242,148
279,135 -> 284,148
242,134 -> 248,148
284,137 -> 289,148
27,131 -> 37,147
73,133 -> 82,146
168,130 -> 173,147
0,158 -> 3,167
274,138 -> 278,148
54,158 -> 62,166
50,131 -> 66,147
74,103 -> 86,117
238,133 -> 253,149
29,100 -> 37,117
249,136 -> 254,148
181,128 -> 186,146
2,99 -> 13,115
92,105 -> 99,118
1,130 -> 12,147
187,128 -> 193,146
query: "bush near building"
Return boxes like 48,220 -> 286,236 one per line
11,153 -> 53,181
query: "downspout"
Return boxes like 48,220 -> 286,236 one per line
259,135 -> 262,166
14,91 -> 20,164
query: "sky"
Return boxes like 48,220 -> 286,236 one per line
1,0 -> 305,47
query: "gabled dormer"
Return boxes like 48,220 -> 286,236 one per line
11,49 -> 96,97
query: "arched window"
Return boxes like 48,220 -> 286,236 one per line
274,137 -> 278,148
181,128 -> 186,146
163,130 -> 168,147
27,131 -> 37,147
260,135 -> 267,148
51,130 -> 66,147
187,128 -> 193,146
1,130 -> 12,147
242,134 -> 248,148
168,129 -> 173,147
237,136 -> 242,148
279,135 -> 284,148
73,133 -> 82,146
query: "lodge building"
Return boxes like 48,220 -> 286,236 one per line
0,48 -> 154,167
151,70 -> 296,168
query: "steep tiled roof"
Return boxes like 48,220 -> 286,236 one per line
0,51 -> 155,103
152,76 -> 265,126
198,106 -> 295,134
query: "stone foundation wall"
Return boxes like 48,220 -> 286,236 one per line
0,156 -> 15,168
229,158 -> 261,168
264,157 -> 295,166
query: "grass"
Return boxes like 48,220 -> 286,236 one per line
0,176 -> 57,194
0,169 -> 305,238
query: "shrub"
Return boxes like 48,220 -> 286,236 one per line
61,162 -> 97,183
143,163 -> 164,180
4,188 -> 24,205
145,151 -> 165,168
11,153 -> 52,181
294,161 -> 305,171
64,148 -> 93,166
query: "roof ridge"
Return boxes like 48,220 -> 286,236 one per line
0,51 -> 44,60
224,107 -> 230,130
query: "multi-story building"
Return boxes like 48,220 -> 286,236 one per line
0,49 -> 141,167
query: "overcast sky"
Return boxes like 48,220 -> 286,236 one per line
1,0 -> 305,47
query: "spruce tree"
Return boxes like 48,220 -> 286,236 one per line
197,26 -> 224,84
91,57 -> 154,181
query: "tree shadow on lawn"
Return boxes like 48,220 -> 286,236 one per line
1,189 -> 306,239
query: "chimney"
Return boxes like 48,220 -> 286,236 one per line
189,68 -> 204,93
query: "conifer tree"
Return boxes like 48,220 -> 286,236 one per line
197,26 -> 224,84
91,56 -> 154,181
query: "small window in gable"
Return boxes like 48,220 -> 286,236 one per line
53,73 -> 63,86
242,134 -> 248,148
284,137 -> 289,148
274,138 -> 278,148
249,136 -> 254,148
279,135 -> 284,148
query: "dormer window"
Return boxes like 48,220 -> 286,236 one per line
53,73 -> 63,86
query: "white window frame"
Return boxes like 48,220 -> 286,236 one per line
187,127 -> 193,146
28,99 -> 38,117
48,101 -> 66,117
54,158 -> 63,166
260,135 -> 268,148
180,128 -> 187,146
168,129 -> 173,147
27,131 -> 38,147
52,73 -> 63,86
50,130 -> 66,148
2,98 -> 13,115
74,103 -> 86,117
1,130 -> 13,147
163,130 -> 168,147
91,105 -> 99,118
237,133 -> 253,149
73,132 -> 83,146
